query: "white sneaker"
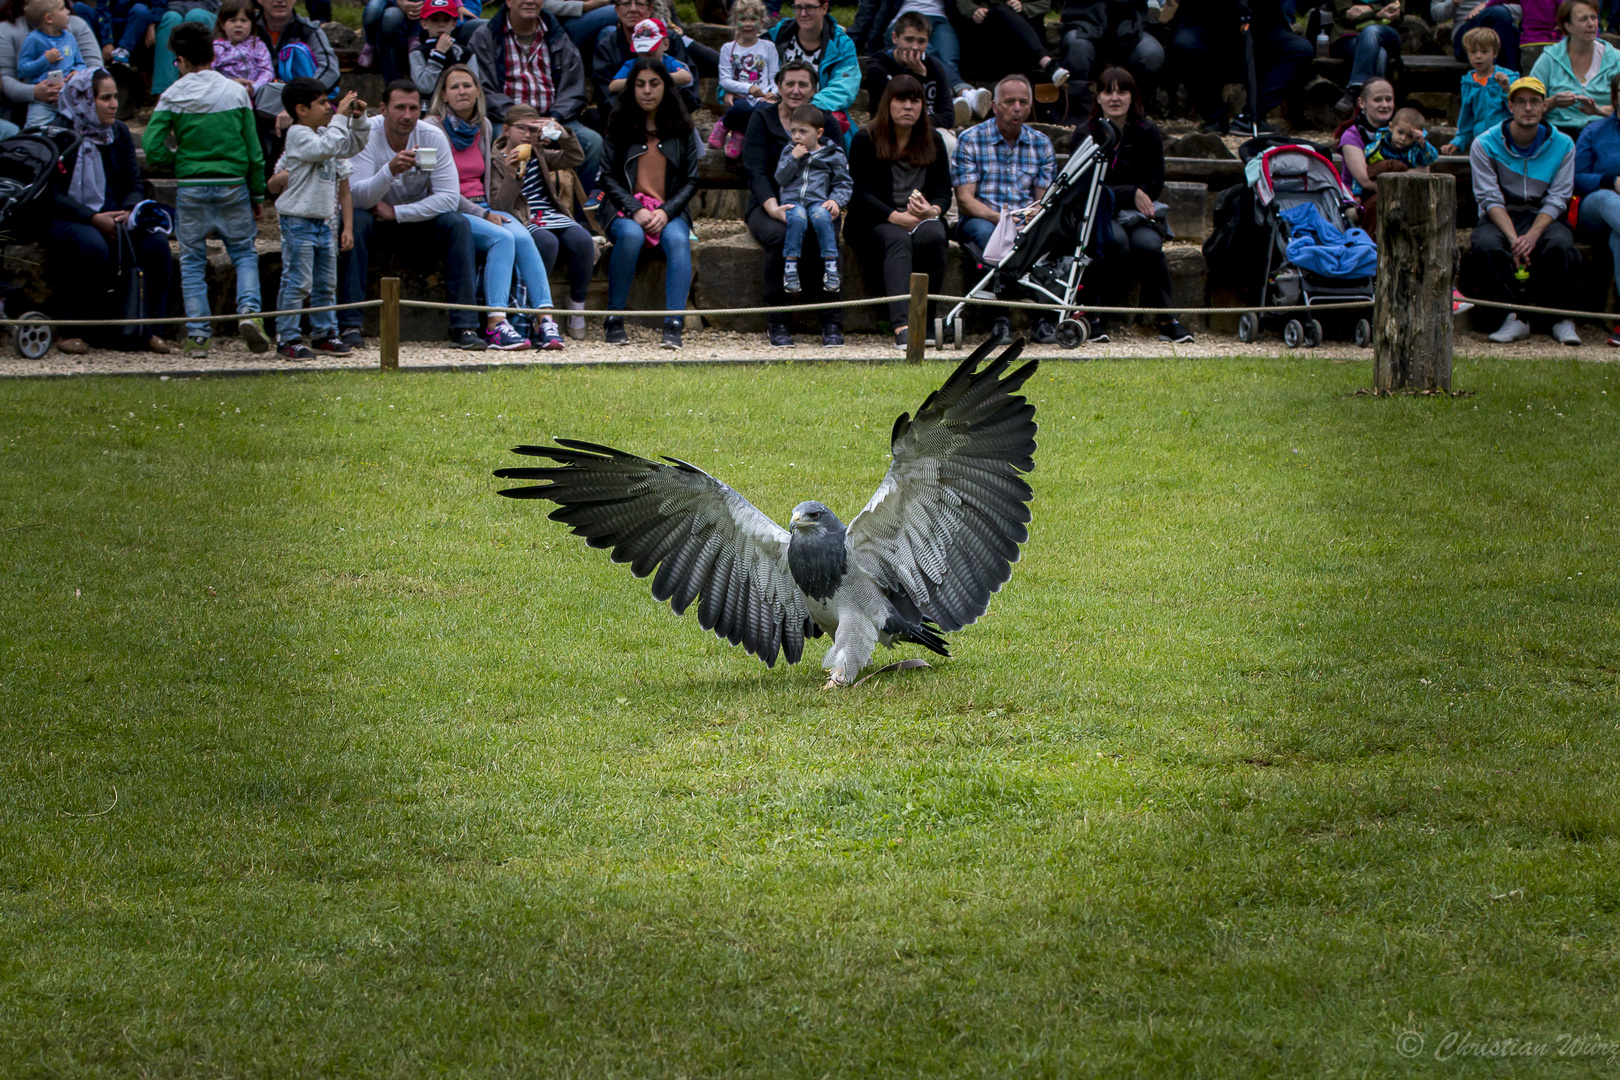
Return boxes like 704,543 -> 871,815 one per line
1488,313 -> 1531,343
1049,66 -> 1070,88
968,87 -> 992,119
953,90 -> 973,128
1552,319 -> 1582,346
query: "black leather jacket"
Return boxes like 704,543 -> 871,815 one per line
600,126 -> 705,222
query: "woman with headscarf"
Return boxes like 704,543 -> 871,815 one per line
42,68 -> 172,354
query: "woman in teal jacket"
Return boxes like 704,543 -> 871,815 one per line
1528,0 -> 1619,136
767,2 -> 859,123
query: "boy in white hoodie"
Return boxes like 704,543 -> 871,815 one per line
273,78 -> 369,360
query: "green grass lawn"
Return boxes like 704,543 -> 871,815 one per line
3,356 -> 1618,1077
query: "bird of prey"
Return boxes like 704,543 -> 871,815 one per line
494,339 -> 1039,687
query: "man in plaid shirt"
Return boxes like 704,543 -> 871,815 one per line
952,74 -> 1057,345
469,0 -> 603,191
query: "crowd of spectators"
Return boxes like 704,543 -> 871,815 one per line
17,0 -> 1620,352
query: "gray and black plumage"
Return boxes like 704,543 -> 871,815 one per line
493,338 -> 1039,686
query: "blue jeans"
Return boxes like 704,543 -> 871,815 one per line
957,215 -> 996,254
377,4 -> 411,83
24,101 -> 62,130
466,202 -> 553,314
782,202 -> 838,262
176,183 -> 260,339
0,117 -> 17,140
152,7 -> 216,93
886,13 -> 964,89
276,213 -> 337,343
1579,188 -> 1620,293
607,213 -> 692,322
562,3 -> 616,53
361,0 -> 388,46
1331,24 -> 1401,90
1454,4 -> 1520,73
1170,21 -> 1313,123
566,118 -> 602,192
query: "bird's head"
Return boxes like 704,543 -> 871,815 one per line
789,501 -> 844,535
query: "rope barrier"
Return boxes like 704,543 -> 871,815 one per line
1441,296 -> 1620,321
924,295 -> 1373,315
396,295 -> 906,317
0,300 -> 383,329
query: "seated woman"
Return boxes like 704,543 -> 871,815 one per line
1334,75 -> 1395,230
41,68 -> 171,354
1574,72 -> 1620,346
427,64 -> 565,350
490,104 -> 597,341
741,59 -> 845,348
1328,0 -> 1402,118
600,55 -> 703,349
1529,0 -> 1618,139
847,74 -> 950,350
1089,66 -> 1192,344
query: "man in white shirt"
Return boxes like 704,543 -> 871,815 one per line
337,79 -> 486,350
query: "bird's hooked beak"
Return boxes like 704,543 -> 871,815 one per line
789,510 -> 805,531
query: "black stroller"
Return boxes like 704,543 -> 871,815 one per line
0,129 -> 80,359
939,122 -> 1117,350
1232,140 -> 1375,349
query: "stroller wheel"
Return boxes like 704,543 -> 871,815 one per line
951,318 -> 964,351
1237,312 -> 1259,344
1304,319 -> 1323,348
1354,318 -> 1372,348
13,311 -> 53,359
1055,318 -> 1086,349
1283,319 -> 1305,349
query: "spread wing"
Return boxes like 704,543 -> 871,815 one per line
846,339 -> 1038,632
494,439 -> 820,667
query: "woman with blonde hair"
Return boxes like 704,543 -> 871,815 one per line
427,63 -> 565,349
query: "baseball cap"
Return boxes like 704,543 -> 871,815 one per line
631,17 -> 668,53
422,0 -> 458,18
1507,75 -> 1547,100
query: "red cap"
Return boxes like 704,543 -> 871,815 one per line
631,17 -> 668,52
422,0 -> 458,19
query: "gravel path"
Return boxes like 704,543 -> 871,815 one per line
4,324 -> 1614,378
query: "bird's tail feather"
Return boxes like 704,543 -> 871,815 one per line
899,620 -> 951,658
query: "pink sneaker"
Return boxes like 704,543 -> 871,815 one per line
358,42 -> 375,69
707,122 -> 726,150
724,129 -> 745,158
1451,288 -> 1474,316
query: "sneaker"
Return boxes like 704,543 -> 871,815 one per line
821,323 -> 844,348
582,188 -> 605,211
1159,319 -> 1194,343
604,314 -> 628,345
783,261 -> 801,294
1031,317 -> 1057,344
485,319 -> 532,351
358,42 -> 375,69
725,129 -> 745,158
1552,318 -> 1582,346
339,328 -> 365,348
1609,325 -> 1620,347
1049,66 -> 1070,88
987,316 -> 1012,346
110,46 -> 130,65
1087,317 -> 1109,343
312,336 -> 351,354
565,307 -> 587,340
277,340 -> 313,360
767,323 -> 793,347
953,90 -> 974,128
894,327 -> 909,349
707,121 -> 726,150
237,316 -> 270,353
452,328 -> 488,350
1488,313 -> 1531,343
534,315 -> 566,350
823,260 -> 840,292
1451,289 -> 1474,316
181,336 -> 210,359
967,86 -> 992,118
1334,91 -> 1357,119
661,318 -> 683,349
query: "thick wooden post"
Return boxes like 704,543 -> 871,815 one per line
906,272 -> 928,363
379,277 -> 400,370
1373,172 -> 1454,392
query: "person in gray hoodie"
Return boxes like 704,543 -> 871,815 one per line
774,103 -> 854,294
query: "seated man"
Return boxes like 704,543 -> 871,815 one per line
469,0 -> 602,194
1057,0 -> 1165,115
1169,0 -> 1311,134
951,74 -> 1056,344
338,79 -> 487,351
1465,75 -> 1583,345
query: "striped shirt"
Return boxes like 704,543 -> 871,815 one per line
503,26 -> 555,116
950,118 -> 1055,213
521,156 -> 575,230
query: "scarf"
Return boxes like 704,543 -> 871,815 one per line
443,112 -> 480,151
61,69 -> 114,212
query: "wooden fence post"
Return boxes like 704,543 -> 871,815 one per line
906,272 -> 927,363
379,277 -> 400,371
1373,172 -> 1454,392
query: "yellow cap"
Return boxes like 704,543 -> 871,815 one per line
1508,76 -> 1547,100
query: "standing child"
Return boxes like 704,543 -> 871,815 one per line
18,0 -> 88,129
608,19 -> 693,95
1441,26 -> 1516,155
213,0 -> 274,95
710,0 -> 777,159
272,78 -> 367,359
1366,107 -> 1439,174
774,103 -> 852,294
142,20 -> 269,358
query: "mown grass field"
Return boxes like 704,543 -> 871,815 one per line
2,355 -> 1618,1077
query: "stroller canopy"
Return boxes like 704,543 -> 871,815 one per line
1252,145 -> 1356,226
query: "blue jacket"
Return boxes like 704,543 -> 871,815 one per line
1452,65 -> 1515,152
1281,202 -> 1378,279
1470,119 -> 1576,217
767,17 -> 859,116
1573,114 -> 1620,194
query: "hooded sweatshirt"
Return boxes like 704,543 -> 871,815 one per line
1470,118 -> 1575,217
276,113 -> 370,221
142,68 -> 266,199
1529,38 -> 1620,132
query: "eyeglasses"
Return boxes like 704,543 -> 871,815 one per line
790,3 -> 824,11
615,0 -> 651,8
